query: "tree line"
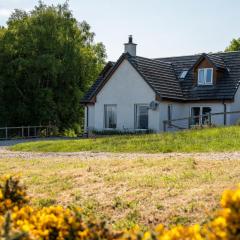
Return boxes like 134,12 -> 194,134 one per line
0,1 -> 239,134
0,1 -> 106,134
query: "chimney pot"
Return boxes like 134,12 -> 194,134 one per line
129,35 -> 133,44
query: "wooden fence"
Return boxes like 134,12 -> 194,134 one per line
163,110 -> 240,132
0,126 -> 56,140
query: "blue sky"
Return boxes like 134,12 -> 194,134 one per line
0,0 -> 239,61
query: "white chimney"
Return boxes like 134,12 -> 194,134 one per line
124,35 -> 137,56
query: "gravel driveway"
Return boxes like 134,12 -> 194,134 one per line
1,138 -> 240,161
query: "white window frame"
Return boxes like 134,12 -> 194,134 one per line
190,106 -> 212,125
104,104 -> 117,129
134,104 -> 149,130
198,68 -> 213,85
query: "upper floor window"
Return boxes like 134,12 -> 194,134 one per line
104,104 -> 117,129
198,68 -> 213,85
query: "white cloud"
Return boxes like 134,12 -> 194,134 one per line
0,8 -> 12,17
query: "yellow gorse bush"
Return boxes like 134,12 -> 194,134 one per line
1,175 -> 240,239
0,175 -> 29,215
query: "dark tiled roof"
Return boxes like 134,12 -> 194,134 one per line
158,51 -> 240,100
81,61 -> 115,103
81,51 -> 240,103
207,54 -> 226,69
129,56 -> 184,100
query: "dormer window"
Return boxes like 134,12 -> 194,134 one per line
198,68 -> 213,85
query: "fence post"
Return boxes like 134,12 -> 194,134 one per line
28,127 -> 30,137
5,127 -> 8,140
22,127 -> 24,138
208,113 -> 212,126
163,121 -> 166,132
188,117 -> 191,129
223,104 -> 227,126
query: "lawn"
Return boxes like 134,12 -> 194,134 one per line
11,126 -> 240,153
1,156 -> 240,229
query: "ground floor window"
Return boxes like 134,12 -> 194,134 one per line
191,106 -> 211,125
135,104 -> 149,129
104,104 -> 117,129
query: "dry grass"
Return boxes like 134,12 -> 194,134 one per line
1,156 -> 240,229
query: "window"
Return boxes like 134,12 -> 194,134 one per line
191,107 -> 212,125
198,68 -> 213,85
135,104 -> 148,129
179,70 -> 188,79
206,69 -> 213,84
104,105 -> 117,129
191,107 -> 201,125
202,107 -> 211,125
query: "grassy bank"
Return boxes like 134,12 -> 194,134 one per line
11,126 -> 240,153
1,156 -> 240,228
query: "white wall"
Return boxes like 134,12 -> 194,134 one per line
159,101 -> 229,131
84,106 -> 87,131
92,59 -> 160,132
158,102 -> 189,131
88,105 -> 95,130
84,105 -> 95,132
229,86 -> 240,125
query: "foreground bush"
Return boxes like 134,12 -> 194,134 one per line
0,175 -> 240,239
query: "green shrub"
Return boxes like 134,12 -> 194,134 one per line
63,129 -> 77,137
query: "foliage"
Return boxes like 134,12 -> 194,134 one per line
225,38 -> 240,52
1,175 -> 240,239
0,175 -> 29,215
0,1 -> 106,131
63,129 -> 77,138
11,125 -> 240,153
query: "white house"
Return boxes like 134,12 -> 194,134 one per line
81,36 -> 240,133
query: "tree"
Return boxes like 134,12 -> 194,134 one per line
0,1 -> 106,132
225,38 -> 240,52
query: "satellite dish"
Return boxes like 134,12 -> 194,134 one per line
149,101 -> 159,110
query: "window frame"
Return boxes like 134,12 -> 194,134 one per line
104,104 -> 117,129
198,68 -> 213,85
134,104 -> 149,130
190,106 -> 212,125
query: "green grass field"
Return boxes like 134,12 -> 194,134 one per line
11,126 -> 240,153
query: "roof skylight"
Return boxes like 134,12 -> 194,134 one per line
179,70 -> 188,79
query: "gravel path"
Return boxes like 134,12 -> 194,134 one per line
1,146 -> 240,161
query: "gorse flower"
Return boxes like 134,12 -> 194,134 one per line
0,175 -> 29,215
1,175 -> 240,239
